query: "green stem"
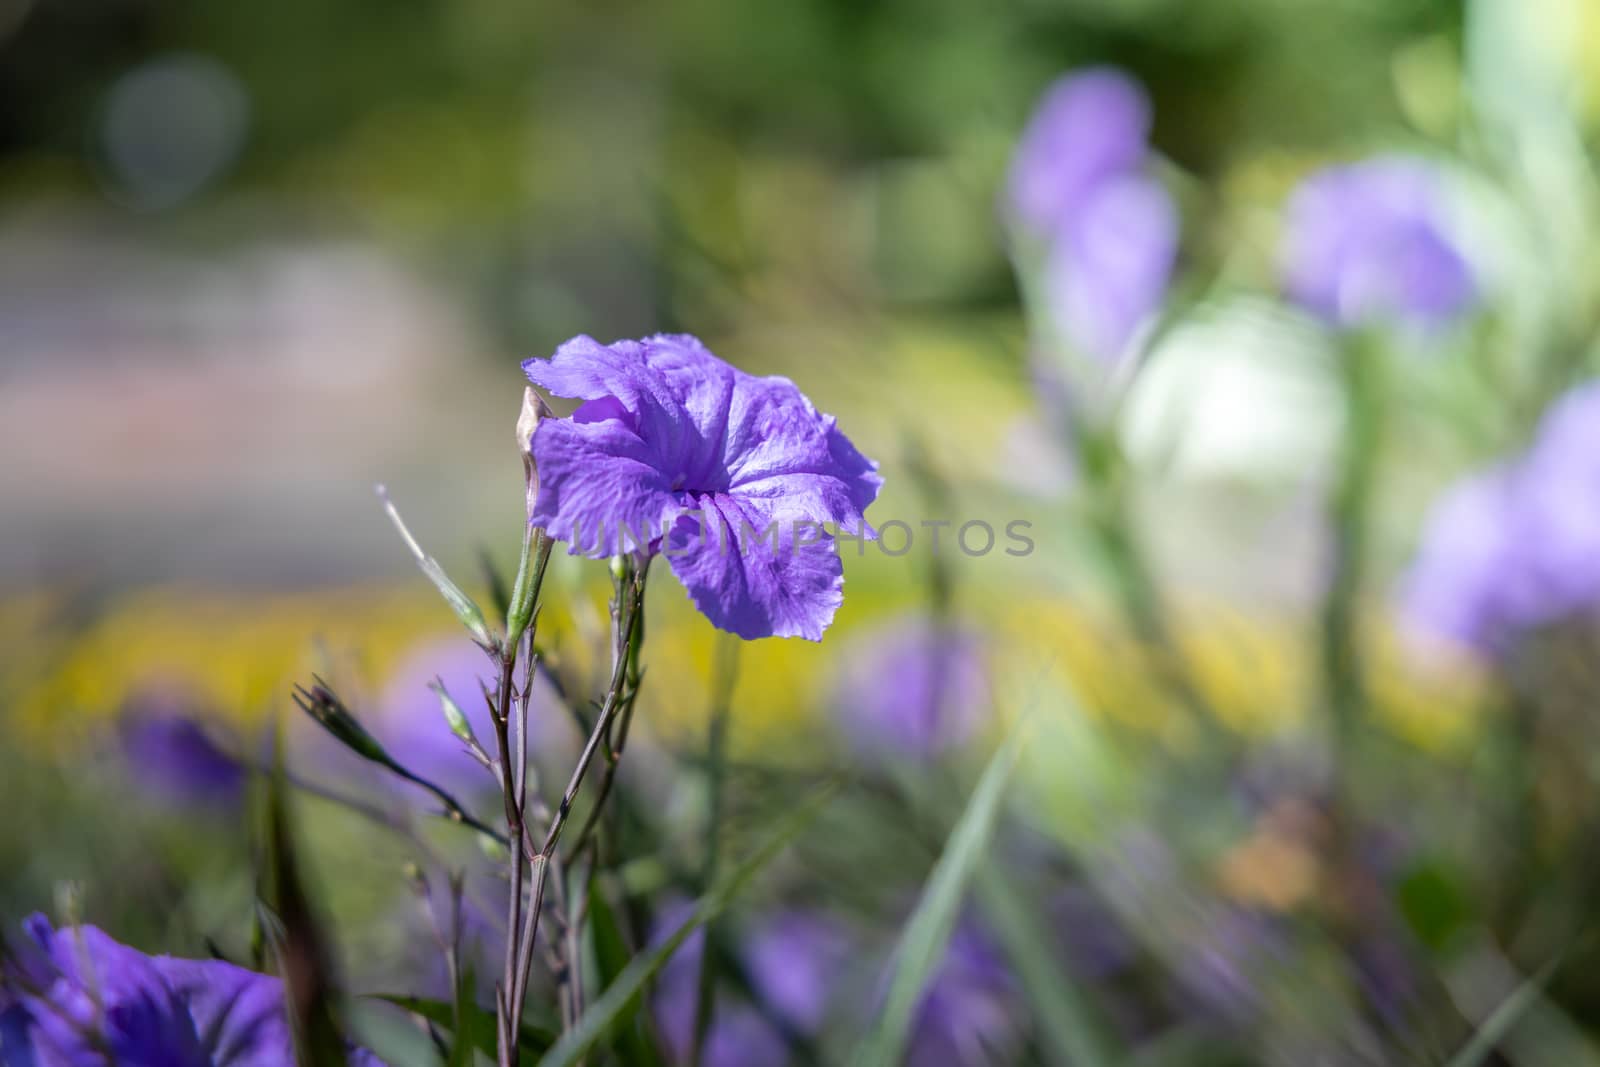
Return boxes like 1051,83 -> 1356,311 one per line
1076,423 -> 1213,721
1321,332 -> 1385,761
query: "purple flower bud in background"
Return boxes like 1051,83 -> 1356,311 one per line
1,915 -> 386,1065
906,922 -> 1019,1067
523,333 -> 882,641
1006,68 -> 1178,365
833,617 -> 988,763
1044,173 -> 1179,365
1280,156 -> 1476,330
1401,381 -> 1600,652
1006,69 -> 1154,238
118,693 -> 245,809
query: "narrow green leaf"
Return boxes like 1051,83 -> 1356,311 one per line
974,868 -> 1112,1067
447,957 -> 479,1067
378,484 -> 496,651
1446,950 -> 1567,1067
369,995 -> 555,1059
852,727 -> 1023,1067
537,782 -> 840,1067
588,883 -> 668,1067
262,723 -> 348,1067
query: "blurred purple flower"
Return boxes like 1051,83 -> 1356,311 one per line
1045,175 -> 1179,366
1516,382 -> 1600,613
378,637 -> 495,787
1398,469 -> 1527,651
647,901 -> 790,1067
118,697 -> 244,809
523,334 -> 881,641
1,915 -> 385,1066
297,636 -> 565,800
1170,908 -> 1274,1023
1049,886 -> 1136,980
833,617 -> 988,762
742,912 -> 851,1033
1401,382 -> 1600,651
1006,68 -> 1178,364
1281,156 -> 1476,330
906,922 -> 1019,1067
1007,69 -> 1154,237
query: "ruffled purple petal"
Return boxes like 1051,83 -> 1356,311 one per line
153,958 -> 290,1066
666,494 -> 844,641
528,413 -> 680,557
11,918 -> 209,1067
5,918 -> 388,1067
721,377 -> 880,531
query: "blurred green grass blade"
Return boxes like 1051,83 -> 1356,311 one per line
588,882 -> 668,1067
1446,951 -> 1566,1067
262,724 -> 348,1067
852,727 -> 1023,1067
447,959 -> 479,1067
537,782 -> 839,1067
974,868 -> 1113,1067
369,995 -> 555,1059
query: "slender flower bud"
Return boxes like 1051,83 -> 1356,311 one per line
428,676 -> 478,748
504,389 -> 557,648
292,680 -> 393,766
517,386 -> 552,522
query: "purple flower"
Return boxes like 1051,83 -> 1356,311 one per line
1006,69 -> 1178,364
905,922 -> 1019,1067
741,912 -> 850,1033
646,902 -> 789,1067
117,696 -> 245,809
1,915 -> 385,1066
523,334 -> 881,641
1401,381 -> 1600,651
833,617 -> 988,762
1281,156 -> 1476,329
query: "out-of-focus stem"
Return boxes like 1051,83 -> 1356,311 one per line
1321,332 -> 1385,759
689,636 -> 738,1066
1074,422 -> 1214,721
